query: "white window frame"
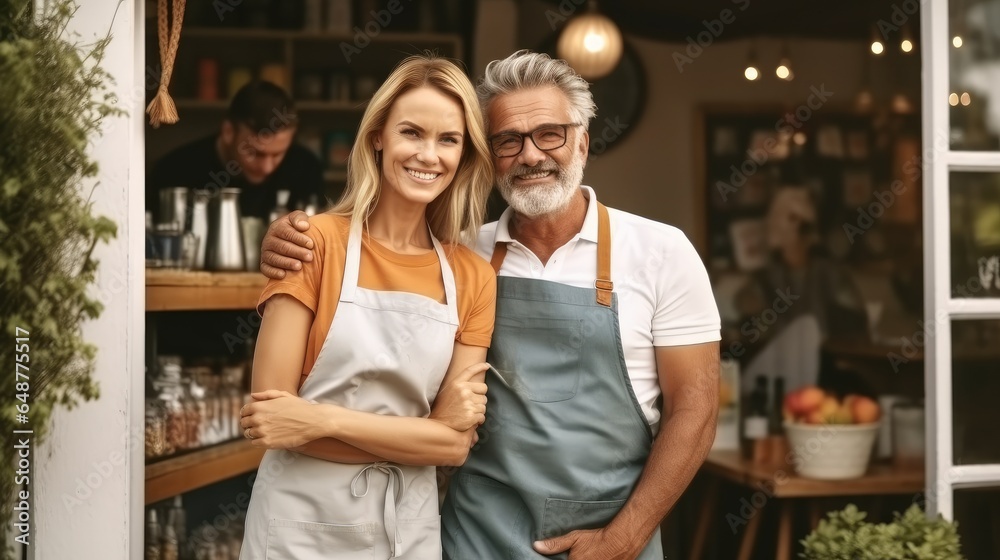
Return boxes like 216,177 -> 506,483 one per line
922,0 -> 1000,519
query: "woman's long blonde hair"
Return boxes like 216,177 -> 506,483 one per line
331,54 -> 493,245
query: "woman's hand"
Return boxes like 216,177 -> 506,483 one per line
429,362 -> 489,432
240,389 -> 330,449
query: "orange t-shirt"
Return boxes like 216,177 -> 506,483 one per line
257,214 -> 497,385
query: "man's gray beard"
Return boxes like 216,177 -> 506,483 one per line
496,157 -> 584,218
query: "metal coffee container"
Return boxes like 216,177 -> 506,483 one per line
158,187 -> 190,232
205,188 -> 246,271
189,190 -> 211,269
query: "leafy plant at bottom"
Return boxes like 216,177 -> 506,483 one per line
801,503 -> 964,560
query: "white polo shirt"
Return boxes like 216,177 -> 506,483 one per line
476,186 -> 721,428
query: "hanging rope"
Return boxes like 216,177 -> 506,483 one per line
146,0 -> 187,128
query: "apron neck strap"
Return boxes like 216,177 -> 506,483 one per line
490,202 -> 614,307
595,202 -> 613,307
489,242 -> 508,274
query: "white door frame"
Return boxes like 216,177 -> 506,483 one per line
921,0 -> 1000,519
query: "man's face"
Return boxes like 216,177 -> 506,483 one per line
488,87 -> 589,218
221,122 -> 296,185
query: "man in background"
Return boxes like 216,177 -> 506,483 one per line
146,80 -> 326,222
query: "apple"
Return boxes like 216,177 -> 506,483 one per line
829,403 -> 854,424
805,409 -> 826,424
849,395 -> 881,424
785,386 -> 826,418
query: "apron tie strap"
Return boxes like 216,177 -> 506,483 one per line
351,462 -> 406,557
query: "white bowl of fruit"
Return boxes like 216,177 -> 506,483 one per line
783,386 -> 881,480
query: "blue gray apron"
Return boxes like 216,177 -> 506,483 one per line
441,203 -> 662,559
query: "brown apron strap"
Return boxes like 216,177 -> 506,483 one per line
491,202 -> 612,306
596,202 -> 613,307
490,242 -> 509,274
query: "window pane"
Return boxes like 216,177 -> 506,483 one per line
952,320 -> 1000,465
954,486 -> 1000,560
948,0 -> 1000,150
949,173 -> 1000,297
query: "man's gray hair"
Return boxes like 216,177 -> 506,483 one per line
477,50 -> 597,131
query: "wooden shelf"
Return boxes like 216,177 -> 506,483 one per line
173,99 -> 363,112
146,270 -> 267,311
145,439 -> 265,505
178,27 -> 460,43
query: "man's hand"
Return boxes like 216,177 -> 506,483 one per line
429,362 -> 489,432
533,528 -> 638,559
240,389 -> 330,448
261,210 -> 314,279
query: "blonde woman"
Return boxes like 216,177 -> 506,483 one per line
238,55 -> 496,559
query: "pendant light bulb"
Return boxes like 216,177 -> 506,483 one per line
557,1 -> 624,80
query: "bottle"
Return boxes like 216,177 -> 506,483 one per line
741,375 -> 769,458
161,521 -> 179,560
145,508 -> 162,560
167,496 -> 187,559
769,377 -> 786,435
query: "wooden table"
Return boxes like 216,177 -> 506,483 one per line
689,449 -> 925,560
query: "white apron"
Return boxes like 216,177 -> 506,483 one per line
240,221 -> 459,559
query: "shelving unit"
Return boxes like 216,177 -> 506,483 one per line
145,269 -> 267,504
145,439 -> 265,505
146,269 -> 267,311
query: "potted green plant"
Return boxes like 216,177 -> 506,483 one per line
0,0 -> 119,553
801,503 -> 964,560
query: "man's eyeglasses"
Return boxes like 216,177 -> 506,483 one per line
488,123 -> 581,158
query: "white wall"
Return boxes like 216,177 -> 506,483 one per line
32,1 -> 144,558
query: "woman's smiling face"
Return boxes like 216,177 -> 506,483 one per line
375,85 -> 466,207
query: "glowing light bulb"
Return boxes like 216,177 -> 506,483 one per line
744,66 -> 759,81
953,36 -> 963,48
583,32 -> 607,53
949,93 -> 959,106
871,41 -> 884,55
901,39 -> 913,53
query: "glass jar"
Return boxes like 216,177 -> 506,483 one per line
157,355 -> 183,383
220,363 -> 247,391
227,388 -> 243,440
181,383 -> 202,450
190,383 -> 208,450
160,386 -> 186,455
204,379 -> 225,446
145,399 -> 167,459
